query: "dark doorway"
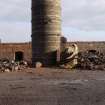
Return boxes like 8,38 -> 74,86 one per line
15,51 -> 23,61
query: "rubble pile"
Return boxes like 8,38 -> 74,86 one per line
0,59 -> 31,72
77,50 -> 105,70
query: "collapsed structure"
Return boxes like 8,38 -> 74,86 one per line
32,0 -> 61,66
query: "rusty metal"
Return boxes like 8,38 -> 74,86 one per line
32,0 -> 61,66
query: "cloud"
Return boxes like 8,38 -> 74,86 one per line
62,27 -> 105,41
0,0 -> 31,42
0,0 -> 31,22
62,0 -> 105,31
0,21 -> 31,42
0,0 -> 105,42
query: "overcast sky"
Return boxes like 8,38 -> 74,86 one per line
0,0 -> 105,42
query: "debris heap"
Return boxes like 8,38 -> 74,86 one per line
77,50 -> 105,70
0,59 -> 31,72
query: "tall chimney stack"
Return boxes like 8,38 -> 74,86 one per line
32,0 -> 61,66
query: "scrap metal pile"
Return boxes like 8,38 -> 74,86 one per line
77,50 -> 105,70
0,59 -> 31,72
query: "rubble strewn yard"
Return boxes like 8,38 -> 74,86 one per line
1,68 -> 105,105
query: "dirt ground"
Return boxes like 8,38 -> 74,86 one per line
0,68 -> 105,105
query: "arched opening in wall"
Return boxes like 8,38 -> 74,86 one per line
15,51 -> 24,61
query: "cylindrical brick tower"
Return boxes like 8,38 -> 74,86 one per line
32,0 -> 61,66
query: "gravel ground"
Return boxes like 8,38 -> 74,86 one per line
0,68 -> 105,105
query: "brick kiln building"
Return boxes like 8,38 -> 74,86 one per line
0,41 -> 105,62
0,42 -> 32,62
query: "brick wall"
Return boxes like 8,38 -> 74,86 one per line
62,42 -> 105,54
0,42 -> 105,62
0,43 -> 32,62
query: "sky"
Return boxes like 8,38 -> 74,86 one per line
0,0 -> 105,42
